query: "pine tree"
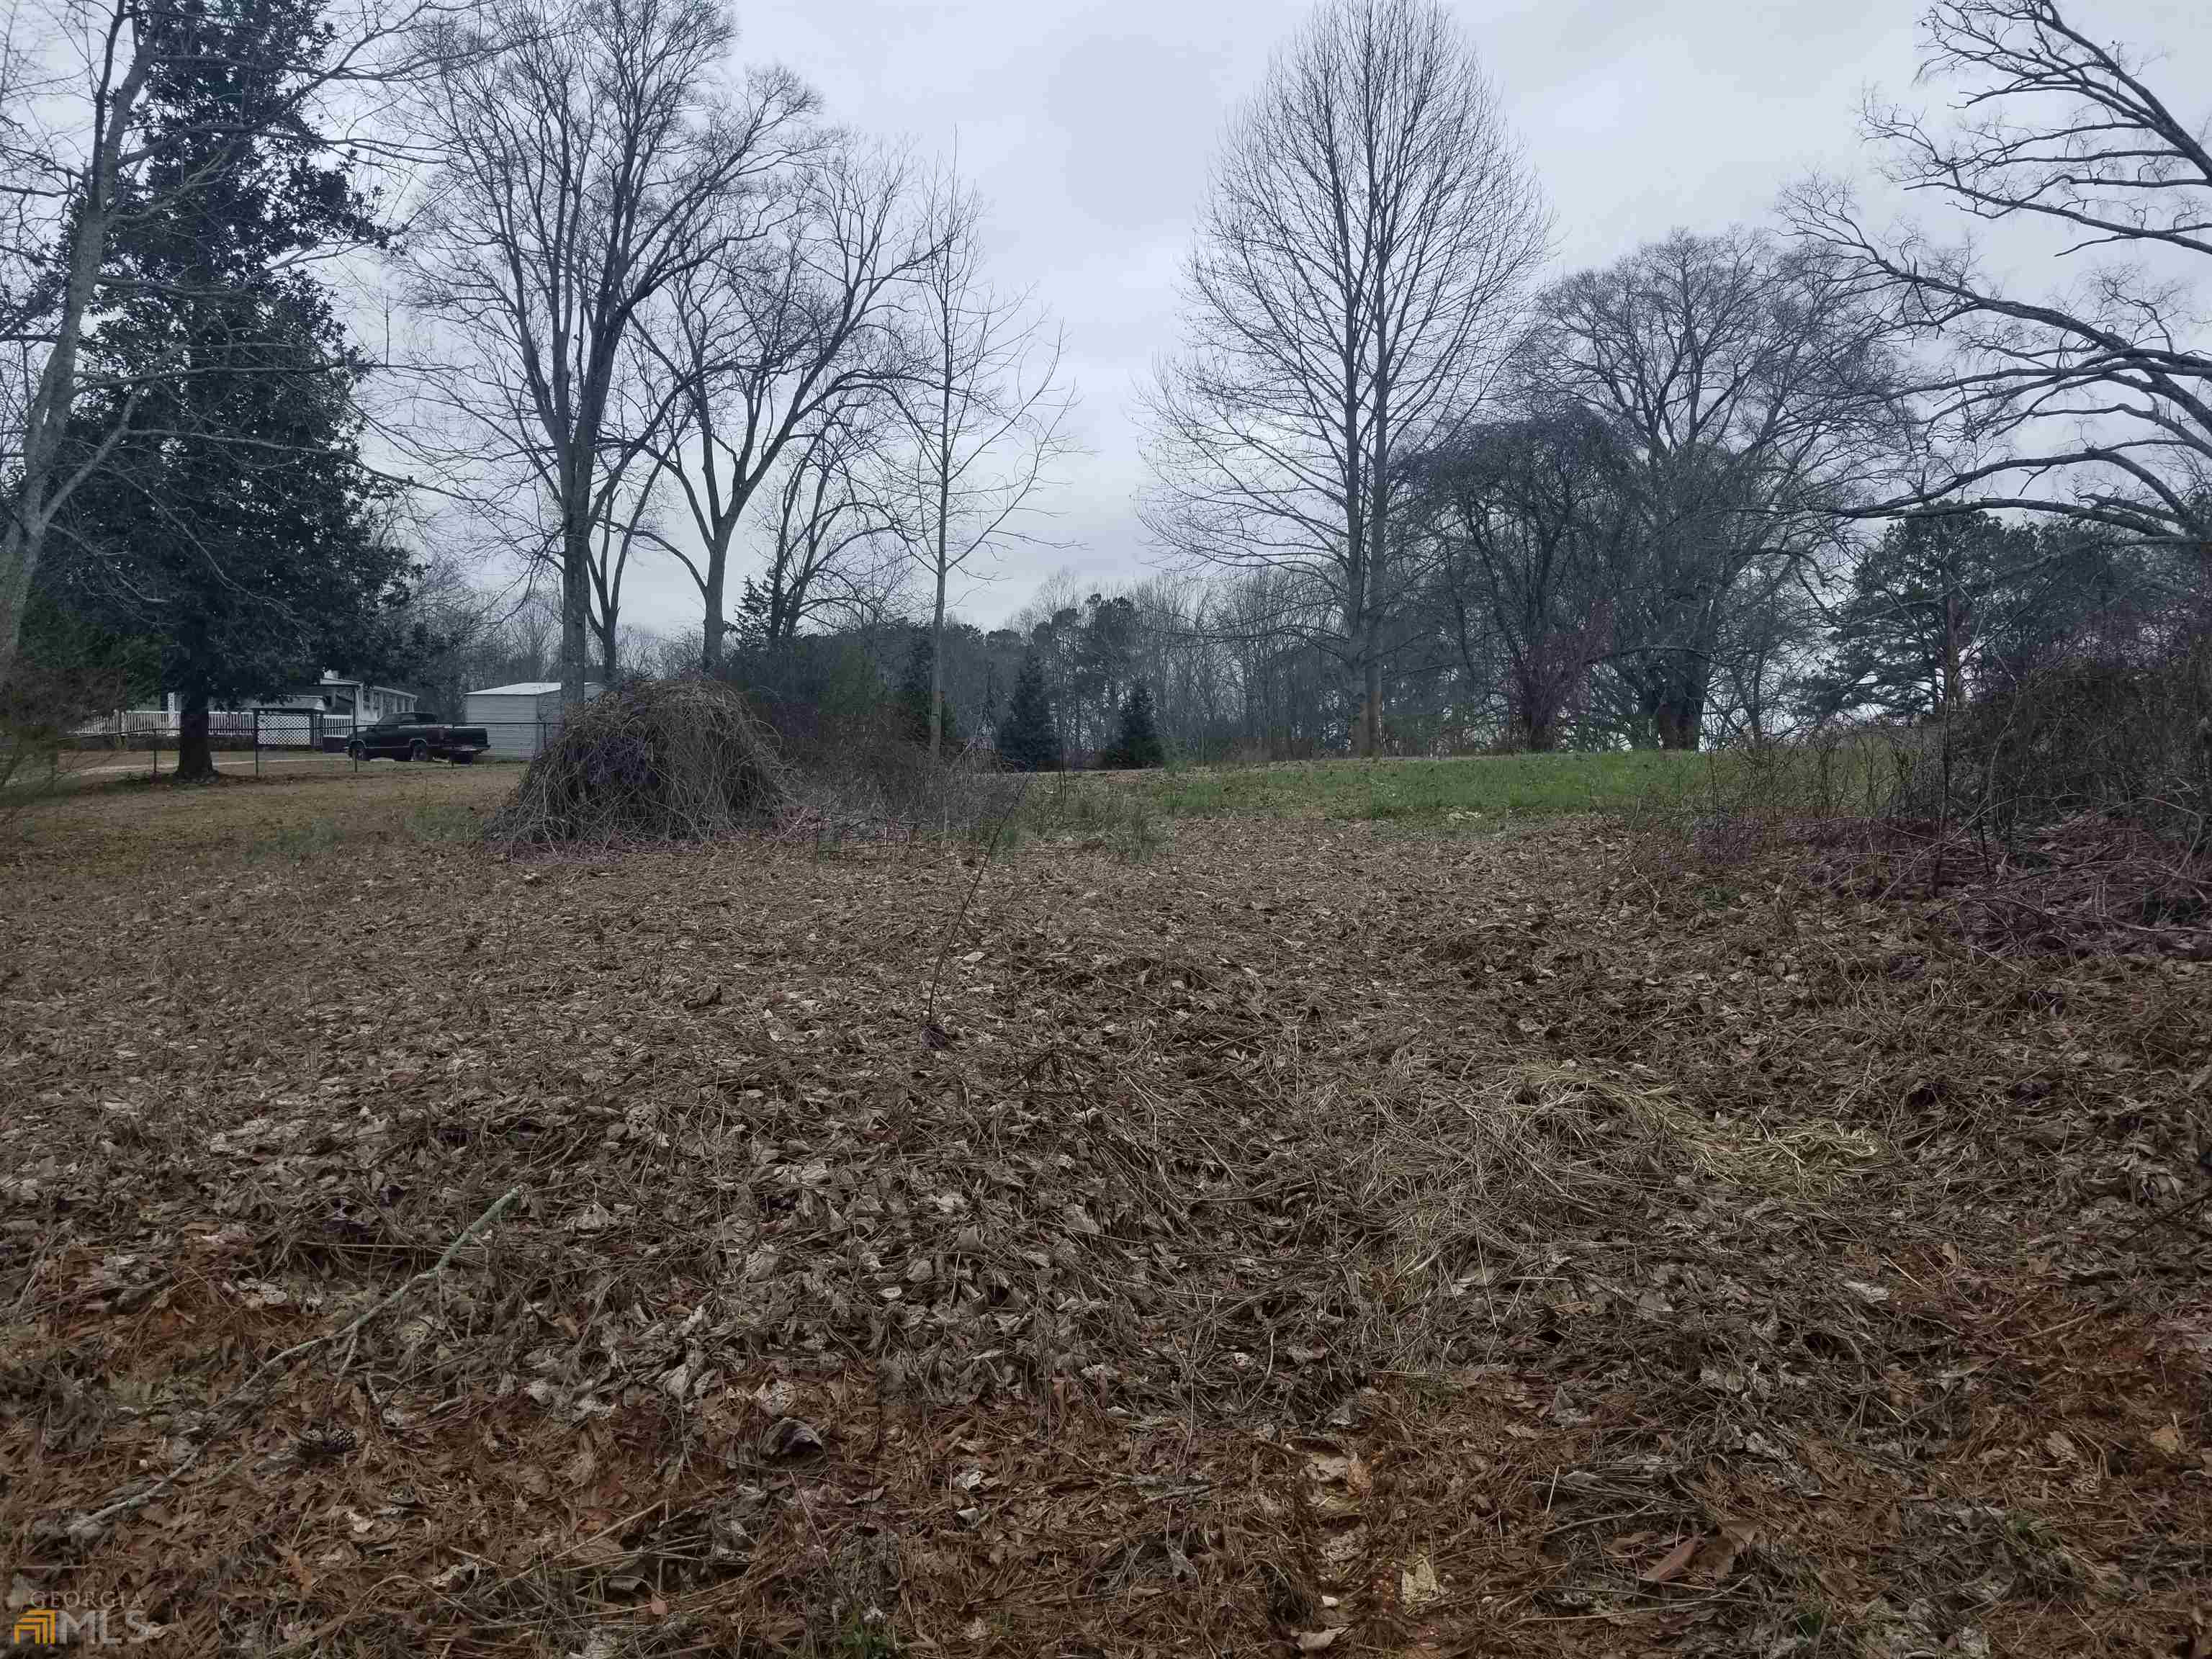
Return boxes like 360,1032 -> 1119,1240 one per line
1802,513 -> 2029,724
894,626 -> 956,750
49,0 -> 406,781
996,652 -> 1061,771
1101,680 -> 1165,769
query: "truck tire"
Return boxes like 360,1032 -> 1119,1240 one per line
409,738 -> 429,763
452,751 -> 477,765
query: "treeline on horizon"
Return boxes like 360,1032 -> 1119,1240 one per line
3,0 -> 2207,815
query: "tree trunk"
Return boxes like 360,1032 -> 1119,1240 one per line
1356,647 -> 1382,757
0,520 -> 42,706
560,496 -> 592,710
768,577 -> 793,647
928,333 -> 953,764
174,688 -> 217,782
1941,590 -> 1966,716
701,561 -> 727,677
930,563 -> 948,763
1681,680 -> 1707,751
1362,368 -> 1391,760
0,48 -> 153,699
1510,659 -> 1565,752
1655,678 -> 1707,751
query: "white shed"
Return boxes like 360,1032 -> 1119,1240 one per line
463,680 -> 602,759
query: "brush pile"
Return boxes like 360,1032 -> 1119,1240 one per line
487,678 -> 788,847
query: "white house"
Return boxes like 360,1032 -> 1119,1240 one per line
78,675 -> 415,747
263,675 -> 418,744
463,680 -> 603,759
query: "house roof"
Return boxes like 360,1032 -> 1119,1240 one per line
468,681 -> 603,698
312,676 -> 415,696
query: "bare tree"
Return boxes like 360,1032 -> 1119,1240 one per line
473,336 -> 677,688
639,137 -> 937,675
888,168 -> 1074,761
1789,0 -> 2212,555
1141,0 -> 1548,756
1537,230 -> 1902,747
0,0 -> 449,700
1411,404 -> 1632,750
741,393 -> 904,643
583,437 -> 675,684
403,0 -> 813,709
1708,557 -> 1827,744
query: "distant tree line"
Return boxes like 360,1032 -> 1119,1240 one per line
4,0 -> 2206,820
679,181 -> 2195,765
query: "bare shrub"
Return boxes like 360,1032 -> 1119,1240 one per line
779,737 -> 1032,856
487,678 -> 789,848
787,752 -> 1169,863
1954,639 -> 2211,851
1619,727 -> 1920,876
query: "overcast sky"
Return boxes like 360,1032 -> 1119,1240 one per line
611,0 -> 2209,641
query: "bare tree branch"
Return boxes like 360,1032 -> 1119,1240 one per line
1786,0 -> 2212,555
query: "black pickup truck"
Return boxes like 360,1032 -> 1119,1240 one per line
345,710 -> 491,764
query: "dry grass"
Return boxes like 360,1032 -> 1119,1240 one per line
1,771 -> 2208,1655
1,759 -> 514,867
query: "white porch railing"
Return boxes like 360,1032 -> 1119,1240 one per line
73,709 -> 338,743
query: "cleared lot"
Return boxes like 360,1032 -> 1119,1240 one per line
1,767 -> 2208,1655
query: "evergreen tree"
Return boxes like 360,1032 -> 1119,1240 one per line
997,651 -> 1061,771
48,0 -> 407,781
1101,680 -> 1165,769
895,625 -> 956,750
1802,513 -> 2028,724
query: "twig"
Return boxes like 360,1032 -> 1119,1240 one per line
7,1233 -> 54,1320
68,1184 -> 522,1539
922,774 -> 1031,1038
2116,1182 -> 2212,1246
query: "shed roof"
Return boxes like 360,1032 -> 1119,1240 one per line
467,681 -> 606,698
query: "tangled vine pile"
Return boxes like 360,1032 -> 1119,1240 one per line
488,678 -> 789,848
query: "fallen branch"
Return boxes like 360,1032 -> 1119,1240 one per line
68,1184 -> 523,1540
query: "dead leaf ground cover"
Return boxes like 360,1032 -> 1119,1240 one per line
2,768 -> 2209,1656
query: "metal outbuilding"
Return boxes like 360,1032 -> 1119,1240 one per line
462,681 -> 602,759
